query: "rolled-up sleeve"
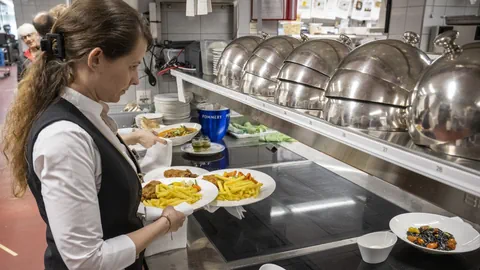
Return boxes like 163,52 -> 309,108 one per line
33,121 -> 136,270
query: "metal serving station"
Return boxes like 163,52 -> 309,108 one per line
145,30 -> 480,269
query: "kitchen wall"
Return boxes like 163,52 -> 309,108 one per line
422,0 -> 479,51
13,0 -> 66,26
388,0 -> 427,43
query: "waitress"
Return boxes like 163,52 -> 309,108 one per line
2,1 -> 185,269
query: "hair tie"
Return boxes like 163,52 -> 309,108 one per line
40,33 -> 66,60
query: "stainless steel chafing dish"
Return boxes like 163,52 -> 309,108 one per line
274,35 -> 353,115
216,35 -> 263,89
324,32 -> 431,132
326,31 -> 431,107
241,35 -> 303,97
409,30 -> 480,160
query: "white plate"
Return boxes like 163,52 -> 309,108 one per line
181,143 -> 225,156
154,123 -> 201,146
228,129 -> 277,139
389,213 -> 480,254
144,166 -> 210,182
197,169 -> 277,207
140,177 -> 218,212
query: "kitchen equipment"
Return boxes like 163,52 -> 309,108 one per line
324,99 -> 408,132
324,32 -> 430,131
197,103 -> 230,142
273,36 -> 352,116
154,93 -> 193,123
154,123 -> 201,146
241,35 -> 303,97
357,231 -> 397,264
240,72 -> 278,97
275,81 -> 327,110
196,168 -> 277,207
278,21 -> 302,35
327,31 -> 430,106
409,30 -> 480,161
200,40 -> 230,76
389,213 -> 480,254
216,36 -> 263,88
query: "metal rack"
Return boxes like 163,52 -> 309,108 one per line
172,69 -> 480,199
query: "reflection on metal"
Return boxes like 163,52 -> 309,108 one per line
409,30 -> 480,161
176,73 -> 480,225
324,99 -> 408,132
275,81 -> 327,110
228,237 -> 358,269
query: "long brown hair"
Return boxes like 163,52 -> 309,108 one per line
2,0 -> 152,197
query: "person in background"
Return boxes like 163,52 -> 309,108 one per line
2,0 -> 185,269
17,23 -> 40,74
33,12 -> 55,37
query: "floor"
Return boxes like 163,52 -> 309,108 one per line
0,66 -> 46,269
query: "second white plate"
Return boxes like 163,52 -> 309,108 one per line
181,143 -> 225,156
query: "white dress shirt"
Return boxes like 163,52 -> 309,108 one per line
32,87 -> 138,270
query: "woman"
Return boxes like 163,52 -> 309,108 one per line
17,23 -> 40,66
2,1 -> 185,269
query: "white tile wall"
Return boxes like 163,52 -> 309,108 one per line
388,1 -> 426,36
422,0 -> 479,51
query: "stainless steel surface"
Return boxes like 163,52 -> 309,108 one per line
146,218 -> 229,270
228,237 -> 358,269
296,108 -> 324,119
277,62 -> 330,90
326,69 -> 411,107
324,99 -> 408,132
445,15 -> 480,25
243,55 -> 280,81
330,32 -> 430,100
250,36 -> 301,69
177,72 -> 480,229
216,36 -> 263,88
285,38 -> 351,77
409,31 -> 480,160
275,81 -> 327,110
240,72 -> 277,97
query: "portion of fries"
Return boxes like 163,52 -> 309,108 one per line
203,171 -> 263,201
143,181 -> 202,208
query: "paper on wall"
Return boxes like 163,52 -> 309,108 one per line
297,0 -> 313,19
311,0 -> 336,20
336,0 -> 352,19
186,0 -> 196,17
351,0 -> 382,21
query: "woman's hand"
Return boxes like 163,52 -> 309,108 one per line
161,206 -> 186,232
121,129 -> 166,148
134,129 -> 167,148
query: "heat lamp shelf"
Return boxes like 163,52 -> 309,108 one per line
171,69 -> 480,197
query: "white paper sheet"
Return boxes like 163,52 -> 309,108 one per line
297,0 -> 313,19
311,0 -> 336,20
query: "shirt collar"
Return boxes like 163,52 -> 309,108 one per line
62,87 -> 103,117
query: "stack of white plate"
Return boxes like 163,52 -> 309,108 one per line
154,93 -> 193,125
212,48 -> 225,76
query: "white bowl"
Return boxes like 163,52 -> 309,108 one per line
259,264 -> 285,270
357,231 -> 397,264
135,113 -> 164,129
389,213 -> 480,254
154,123 -> 201,146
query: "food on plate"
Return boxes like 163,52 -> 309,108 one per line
142,180 -> 202,208
192,136 -> 211,152
140,117 -> 160,129
228,122 -> 268,135
164,169 -> 198,178
406,226 -> 457,251
202,171 -> 262,201
158,125 -> 197,138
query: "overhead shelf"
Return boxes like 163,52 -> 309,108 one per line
171,69 -> 480,197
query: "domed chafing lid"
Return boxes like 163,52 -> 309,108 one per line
284,34 -> 353,77
217,35 -> 264,71
336,31 -> 431,93
409,31 -> 480,160
249,35 -> 302,69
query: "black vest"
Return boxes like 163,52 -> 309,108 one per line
26,98 -> 144,270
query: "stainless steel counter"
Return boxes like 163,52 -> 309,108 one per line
145,138 -> 479,270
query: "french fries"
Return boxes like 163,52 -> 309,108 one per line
143,181 -> 202,208
203,171 -> 263,201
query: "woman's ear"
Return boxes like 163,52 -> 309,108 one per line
87,47 -> 104,71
